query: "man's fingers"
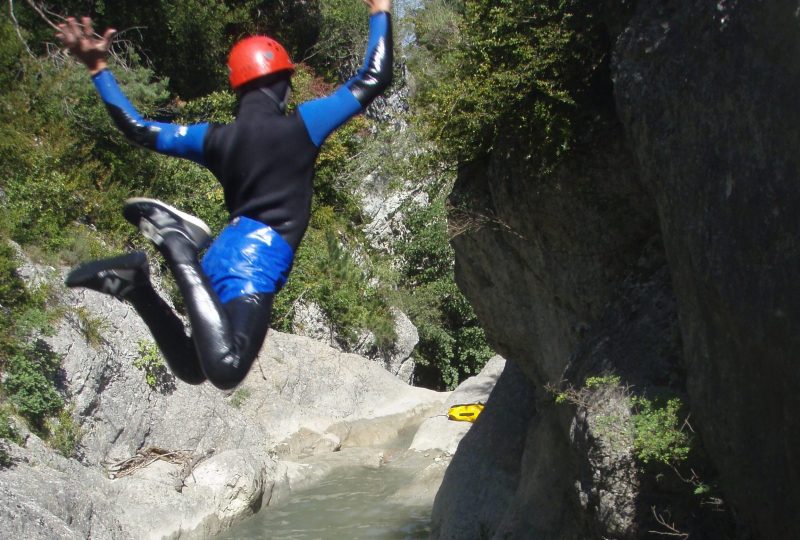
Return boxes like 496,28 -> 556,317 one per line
67,17 -> 82,41
101,28 -> 117,46
81,16 -> 95,39
56,23 -> 76,47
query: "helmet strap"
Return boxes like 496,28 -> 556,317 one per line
259,87 -> 288,113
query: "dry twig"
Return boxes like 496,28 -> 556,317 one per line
8,0 -> 36,57
23,0 -> 60,30
649,507 -> 689,539
104,446 -> 193,480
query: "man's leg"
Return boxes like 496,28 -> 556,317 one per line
155,237 -> 273,389
124,199 -> 273,389
65,252 -> 206,385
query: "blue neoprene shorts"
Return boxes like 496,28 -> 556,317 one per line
201,217 -> 294,303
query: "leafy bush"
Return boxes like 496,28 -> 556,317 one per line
178,91 -> 237,124
0,404 -> 20,444
3,340 -> 64,430
0,25 -> 172,253
550,376 -> 693,467
0,238 -> 66,431
410,0 -> 634,168
47,406 -> 82,458
12,0 -> 322,99
631,396 -> 691,466
273,224 -> 396,350
396,191 -> 493,390
313,0 -> 371,79
134,340 -> 171,391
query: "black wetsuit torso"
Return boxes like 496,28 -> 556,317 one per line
203,95 -> 319,251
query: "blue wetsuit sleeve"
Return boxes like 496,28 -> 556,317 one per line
298,12 -> 393,147
92,70 -> 209,165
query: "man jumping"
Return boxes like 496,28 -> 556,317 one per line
58,0 -> 393,389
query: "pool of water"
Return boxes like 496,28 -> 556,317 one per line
217,461 -> 432,540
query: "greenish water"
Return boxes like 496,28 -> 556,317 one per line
217,462 -> 432,540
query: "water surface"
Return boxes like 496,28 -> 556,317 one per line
218,460 -> 432,540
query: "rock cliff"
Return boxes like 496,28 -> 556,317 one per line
434,1 -> 800,538
0,268 -> 447,539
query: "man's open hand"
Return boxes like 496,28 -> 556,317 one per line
364,0 -> 391,15
56,16 -> 116,75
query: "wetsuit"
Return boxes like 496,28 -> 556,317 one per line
92,13 -> 392,389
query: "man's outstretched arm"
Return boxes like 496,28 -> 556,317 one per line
298,0 -> 393,148
56,17 -> 208,165
347,0 -> 393,107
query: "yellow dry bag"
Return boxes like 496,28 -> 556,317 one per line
447,403 -> 484,423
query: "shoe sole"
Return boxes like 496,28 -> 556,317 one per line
65,251 -> 148,291
124,197 -> 212,249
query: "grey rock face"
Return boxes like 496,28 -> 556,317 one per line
55,286 -> 262,466
438,1 -> 798,538
0,434 -> 129,539
357,171 -> 429,254
614,1 -> 800,537
433,255 -> 711,539
354,308 -> 419,384
449,130 -> 656,387
441,124 -> 663,538
2,267 -> 446,539
293,301 -> 419,383
430,360 -> 536,540
291,301 -> 336,346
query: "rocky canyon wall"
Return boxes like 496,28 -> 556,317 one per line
434,1 -> 800,538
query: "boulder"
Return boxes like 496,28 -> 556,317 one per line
0,434 -> 128,539
291,301 -> 336,346
411,355 -> 505,454
293,301 -> 419,383
430,360 -> 536,540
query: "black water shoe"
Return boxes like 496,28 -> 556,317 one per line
65,251 -> 149,299
123,198 -> 212,251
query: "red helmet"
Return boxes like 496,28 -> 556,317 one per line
227,36 -> 294,89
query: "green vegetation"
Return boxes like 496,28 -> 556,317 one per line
0,404 -> 20,467
229,388 -> 251,409
315,0 -> 370,78
549,375 -> 720,523
551,375 -> 692,467
585,375 -> 622,389
3,340 -> 64,429
0,242 -> 62,430
0,238 -> 82,455
551,375 -> 720,524
47,406 -> 82,458
0,443 -> 10,468
410,0 -> 633,167
396,190 -> 493,389
11,0 -> 322,99
134,340 -> 169,390
630,396 -> 690,466
75,306 -> 107,349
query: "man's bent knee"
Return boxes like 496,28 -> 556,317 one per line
203,353 -> 249,390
